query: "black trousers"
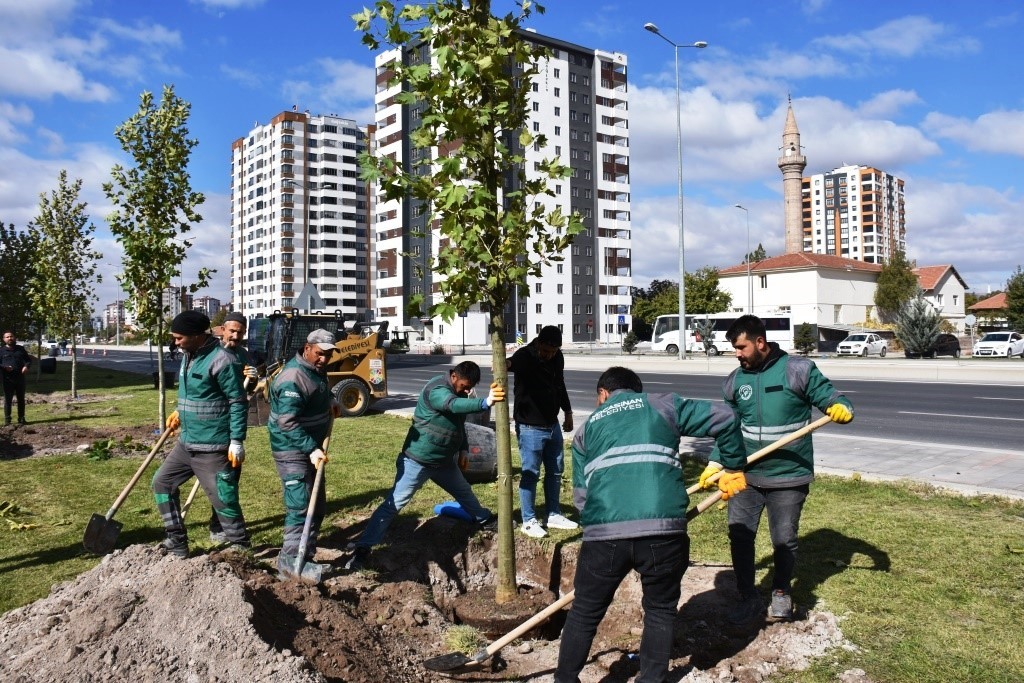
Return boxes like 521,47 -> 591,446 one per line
2,373 -> 26,421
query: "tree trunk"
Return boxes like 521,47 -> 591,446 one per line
70,340 -> 78,399
489,308 -> 517,604
157,318 -> 166,428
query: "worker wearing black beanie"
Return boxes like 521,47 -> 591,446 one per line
171,310 -> 210,335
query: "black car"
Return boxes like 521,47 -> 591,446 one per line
905,333 -> 961,358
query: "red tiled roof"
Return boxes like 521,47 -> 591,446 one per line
912,264 -> 968,292
968,292 -> 1007,311
718,252 -> 883,276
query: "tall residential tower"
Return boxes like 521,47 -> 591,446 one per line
229,111 -> 373,318
371,31 -> 632,344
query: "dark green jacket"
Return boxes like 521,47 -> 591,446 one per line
571,390 -> 745,541
720,345 -> 852,487
402,374 -> 488,466
268,353 -> 333,458
176,336 -> 247,451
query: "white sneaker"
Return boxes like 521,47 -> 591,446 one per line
520,518 -> 548,538
546,512 -> 579,530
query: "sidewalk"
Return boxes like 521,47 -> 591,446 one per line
383,351 -> 1024,500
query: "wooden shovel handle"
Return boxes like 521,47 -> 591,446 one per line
104,429 -> 172,520
478,590 -> 577,661
686,414 -> 833,496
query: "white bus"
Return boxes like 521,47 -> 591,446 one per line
650,313 -> 794,356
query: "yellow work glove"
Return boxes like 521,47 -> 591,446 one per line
718,471 -> 747,500
826,403 -> 853,424
484,382 -> 505,406
166,410 -> 180,432
458,451 -> 469,472
699,462 -> 723,490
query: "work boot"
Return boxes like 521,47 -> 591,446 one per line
477,513 -> 498,533
769,590 -> 794,620
3,417 -> 9,426
727,593 -> 765,626
345,546 -> 371,571
17,417 -> 27,425
158,537 -> 189,558
209,531 -> 229,545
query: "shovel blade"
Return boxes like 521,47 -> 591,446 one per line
422,651 -> 475,672
83,514 -> 122,555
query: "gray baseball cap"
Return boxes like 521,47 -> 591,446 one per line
306,329 -> 335,351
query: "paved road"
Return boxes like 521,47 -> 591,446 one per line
69,346 -> 1024,500
382,352 -> 1024,500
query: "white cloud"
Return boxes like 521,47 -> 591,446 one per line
281,58 -> 377,118
220,64 -> 263,89
922,110 -> 1024,157
0,101 -> 33,143
856,89 -> 923,118
813,16 -> 980,58
190,0 -> 266,9
0,45 -> 113,101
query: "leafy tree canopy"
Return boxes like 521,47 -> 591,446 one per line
0,221 -> 40,337
1006,266 -> 1024,331
874,249 -> 918,321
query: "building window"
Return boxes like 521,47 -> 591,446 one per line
535,303 -> 542,313
759,275 -> 767,288
535,282 -> 542,293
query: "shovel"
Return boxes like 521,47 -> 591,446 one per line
686,414 -> 834,496
686,414 -> 833,519
83,429 -> 173,555
180,479 -> 202,520
285,427 -> 333,584
423,589 -> 577,672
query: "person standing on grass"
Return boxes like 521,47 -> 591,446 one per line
699,314 -> 853,625
196,310 -> 260,545
154,310 -> 250,558
345,361 -> 504,571
1,331 -> 31,426
554,366 -> 747,683
507,325 -> 576,538
267,329 -> 340,579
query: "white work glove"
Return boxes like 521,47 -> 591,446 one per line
310,448 -> 329,468
228,440 -> 246,468
243,365 -> 259,380
484,382 -> 506,407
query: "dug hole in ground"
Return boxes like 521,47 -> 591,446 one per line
1,418 -> 871,683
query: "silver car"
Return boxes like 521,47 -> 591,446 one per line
837,333 -> 888,357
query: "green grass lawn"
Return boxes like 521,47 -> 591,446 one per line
2,367 -> 1023,682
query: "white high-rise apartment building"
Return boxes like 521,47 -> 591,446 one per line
802,164 -> 906,265
230,111 -> 372,319
372,31 -> 632,344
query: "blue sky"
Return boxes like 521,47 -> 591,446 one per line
2,0 -> 1023,313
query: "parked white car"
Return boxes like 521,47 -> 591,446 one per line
836,333 -> 888,357
972,331 -> 1024,358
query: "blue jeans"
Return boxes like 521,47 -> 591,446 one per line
355,453 -> 492,549
516,422 -> 565,522
555,534 -> 689,683
727,484 -> 809,597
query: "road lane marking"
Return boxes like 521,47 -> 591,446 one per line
898,410 -> 1024,422
973,396 -> 1024,401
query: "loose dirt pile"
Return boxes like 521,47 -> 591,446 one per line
0,513 -> 870,683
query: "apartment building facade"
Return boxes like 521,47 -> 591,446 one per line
801,164 -> 906,264
229,111 -> 373,319
371,31 -> 632,345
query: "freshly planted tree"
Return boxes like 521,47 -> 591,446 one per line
29,171 -> 103,398
0,221 -> 41,338
621,330 -> 639,355
354,0 -> 582,603
104,85 -> 207,425
874,250 -> 918,322
896,291 -> 942,357
693,318 -> 715,355
1005,266 -> 1024,332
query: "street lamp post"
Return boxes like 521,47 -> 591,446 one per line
735,204 -> 752,313
644,23 -> 706,360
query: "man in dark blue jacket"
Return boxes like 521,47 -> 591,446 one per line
1,330 -> 31,425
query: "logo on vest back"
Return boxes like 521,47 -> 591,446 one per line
738,384 -> 753,401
